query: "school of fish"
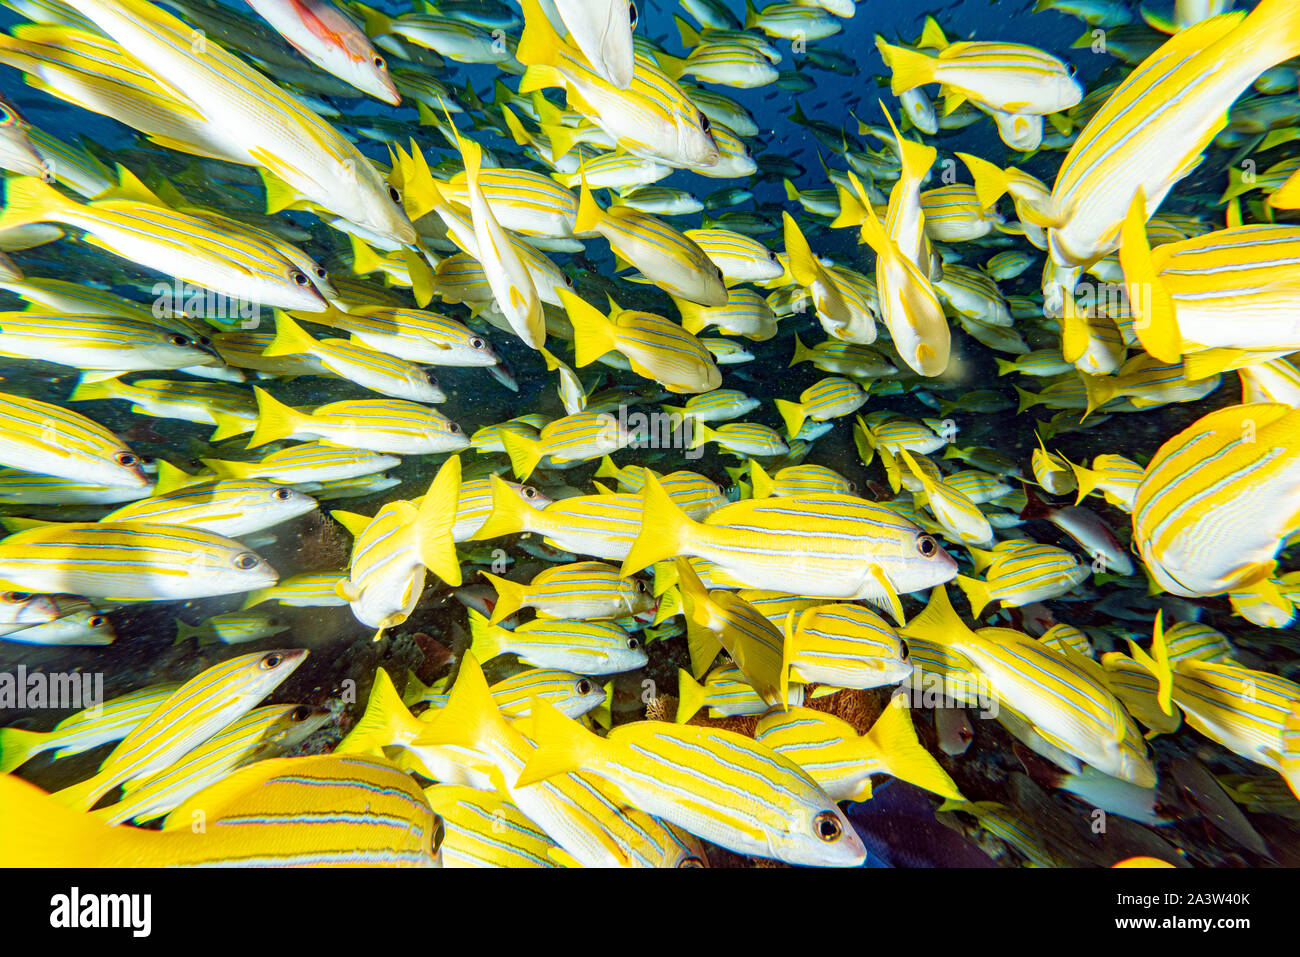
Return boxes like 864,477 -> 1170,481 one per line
1,0 -> 1300,868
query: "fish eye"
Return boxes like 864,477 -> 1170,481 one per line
899,639 -> 909,660
425,370 -> 439,384
116,452 -> 139,468
234,552 -> 261,570
470,336 -> 486,349
768,251 -> 780,262
522,486 -> 538,499
635,580 -> 648,593
577,679 -> 593,695
315,267 -> 328,281
272,487 -> 292,501
290,705 -> 311,721
626,637 -> 639,650
431,817 -> 446,854
260,652 -> 284,670
814,810 -> 843,843
373,54 -> 386,69
628,2 -> 638,28
290,269 -> 310,287
563,274 -> 574,288
1,592 -> 30,603
678,855 -> 705,868
196,335 -> 212,347
916,535 -> 938,557
698,112 -> 712,134
847,481 -> 858,493
88,615 -> 106,627
448,422 -> 461,433
388,185 -> 402,204
167,333 -> 191,347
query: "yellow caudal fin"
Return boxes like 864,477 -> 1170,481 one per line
335,667 -> 421,755
918,14 -> 948,49
481,571 -> 527,625
672,296 -> 708,335
902,584 -> 981,652
470,473 -> 534,540
830,182 -> 868,229
865,695 -> 965,800
773,398 -> 807,439
879,100 -> 936,186
208,412 -> 251,443
416,454 -> 462,586
853,186 -> 891,256
330,509 -> 372,537
956,152 -> 1011,211
1118,189 -> 1181,363
575,177 -> 603,235
501,428 -> 545,481
0,773 -> 132,866
201,458 -> 254,480
674,668 -> 707,724
1127,610 -> 1174,717
466,609 -> 507,663
593,455 -> 621,482
402,247 -> 434,308
247,385 -> 304,450
516,0 -> 565,66
1059,291 -> 1090,364
352,1 -> 394,37
875,37 -> 936,95
954,575 -> 993,618
621,473 -> 696,576
501,104 -> 534,147
789,332 -> 814,367
259,167 -> 306,215
782,211 -> 822,287
1070,461 -> 1103,505
0,726 -> 49,774
0,175 -> 75,231
261,310 -> 320,358
67,375 -> 124,403
749,459 -> 774,499
411,653 -> 509,752
559,288 -> 615,367
515,695 -> 611,788
1081,373 -> 1118,420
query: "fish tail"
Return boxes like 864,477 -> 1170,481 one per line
411,653 -> 508,752
559,288 -> 615,367
517,63 -> 567,95
1280,701 -> 1300,801
954,575 -> 993,618
172,618 -> 195,645
866,695 -> 965,800
1118,190 -> 1181,363
247,385 -> 303,450
575,178 -> 603,235
1126,611 -> 1174,718
956,152 -> 1011,211
854,192 -> 890,255
258,168 -> 303,215
67,374 -> 123,403
0,726 -> 49,774
501,427 -> 544,481
657,51 -> 687,80
201,457 -> 252,480
782,178 -> 800,203
674,668 -> 707,724
621,473 -> 694,576
674,298 -> 707,335
0,175 -> 74,231
789,332 -> 814,367
335,667 -> 418,755
993,358 -> 1016,376
1070,461 -> 1102,505
481,571 -> 526,624
875,38 -> 935,96
240,587 -> 271,610
261,310 -> 319,358
349,234 -> 385,276
1232,0 -> 1300,71
829,183 -> 867,229
208,412 -> 251,443
675,13 -> 701,49
470,472 -> 532,541
902,583 -> 982,648
1013,385 -> 1039,415
1080,374 -> 1117,420
515,695 -> 607,788
351,2 -> 393,37
0,773 -> 124,865
918,14 -> 948,48
774,398 -> 807,439
782,211 -> 819,286
501,104 -> 534,147
593,455 -> 621,481
749,459 -> 774,498
417,454 -> 462,587
329,509 -> 372,537
879,100 -> 935,185
517,0 -> 563,66
466,609 -> 505,663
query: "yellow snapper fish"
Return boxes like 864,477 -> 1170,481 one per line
500,409 -> 639,480
0,177 -> 330,311
517,0 -> 719,169
674,664 -> 805,722
560,288 -> 722,394
203,442 -> 400,484
774,377 -> 868,438
755,698 -> 964,802
0,390 -> 148,490
50,648 -> 307,810
1042,0 -> 1300,297
0,682 -> 182,774
71,0 -> 416,245
783,602 -> 912,689
672,288 -> 778,341
0,312 -> 218,375
899,449 -> 994,546
471,477 -> 645,562
424,784 -> 561,868
1,753 -> 441,867
782,213 -> 877,344
956,540 -> 1091,615
546,0 -> 637,88
903,585 -> 1155,786
481,560 -> 655,624
1131,403 -> 1300,611
94,475 -> 316,538
876,35 -> 1083,117
247,388 -> 468,455
333,455 -> 463,635
576,183 -> 727,306
467,608 -> 647,675
622,472 -> 958,606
